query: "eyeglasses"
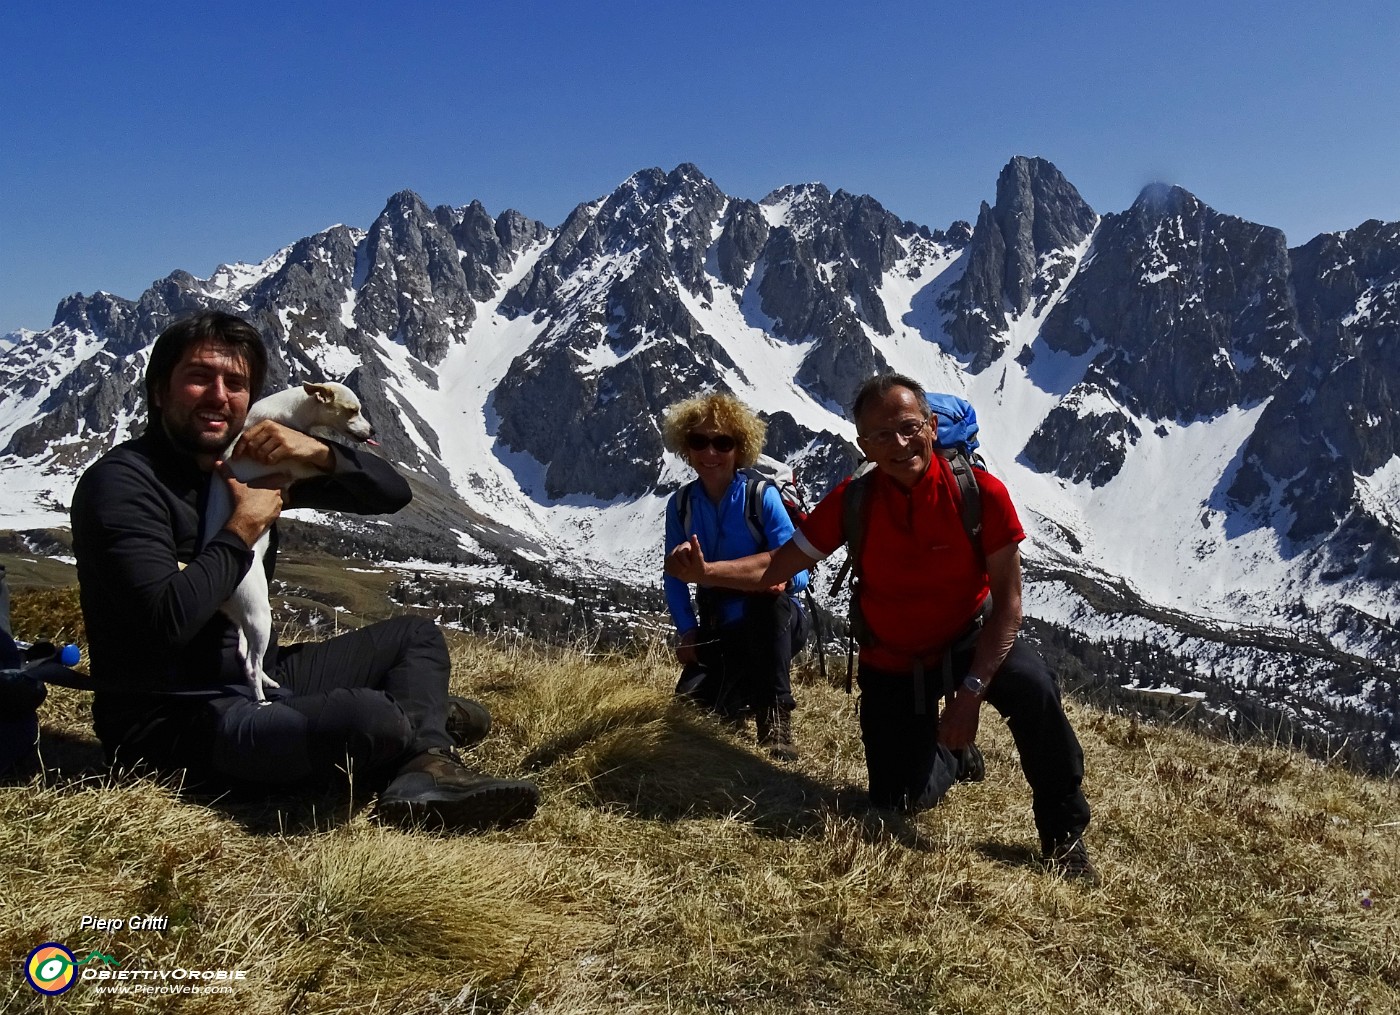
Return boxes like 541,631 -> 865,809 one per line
686,432 -> 737,453
860,417 -> 929,445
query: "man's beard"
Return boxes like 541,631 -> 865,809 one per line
161,411 -> 240,458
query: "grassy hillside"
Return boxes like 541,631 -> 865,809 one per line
2,586 -> 1397,1014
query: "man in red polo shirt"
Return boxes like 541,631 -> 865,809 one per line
666,373 -> 1096,882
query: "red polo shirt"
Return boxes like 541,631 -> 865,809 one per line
794,457 -> 1025,671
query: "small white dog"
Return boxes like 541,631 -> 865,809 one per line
200,381 -> 378,703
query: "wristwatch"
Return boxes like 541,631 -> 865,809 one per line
962,674 -> 989,696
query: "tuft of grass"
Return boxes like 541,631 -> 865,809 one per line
8,583 -> 86,650
2,601 -> 1398,1013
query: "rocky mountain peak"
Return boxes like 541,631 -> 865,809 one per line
756,186 -> 933,406
53,291 -> 135,341
994,156 -> 1098,293
1131,180 -> 1195,216
504,165 -> 726,321
354,189 -> 477,364
1224,216 -> 1400,551
1038,185 -> 1296,413
761,183 -> 835,233
1022,186 -> 1302,491
383,188 -> 433,221
3,161 -> 1398,682
940,155 -> 1097,371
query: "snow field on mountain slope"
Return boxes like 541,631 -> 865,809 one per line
1024,574 -> 1390,718
0,327 -> 144,528
201,246 -> 294,306
372,240 -> 554,538
677,266 -> 842,436
0,246 -> 298,529
871,232 -> 1308,629
0,327 -> 105,443
1355,456 -> 1400,531
356,240 -> 664,581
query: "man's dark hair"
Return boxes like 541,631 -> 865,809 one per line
145,312 -> 268,417
851,372 -> 930,429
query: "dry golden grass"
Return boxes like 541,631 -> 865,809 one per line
2,615 -> 1398,1013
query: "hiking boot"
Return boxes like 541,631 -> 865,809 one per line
756,705 -> 798,762
955,743 -> 985,783
445,696 -> 492,749
377,747 -> 539,832
1043,837 -> 1101,885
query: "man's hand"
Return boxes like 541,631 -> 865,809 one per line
666,534 -> 708,584
234,420 -> 334,474
938,690 -> 983,750
675,628 -> 699,665
216,460 -> 287,548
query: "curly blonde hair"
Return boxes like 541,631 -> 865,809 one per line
661,392 -> 766,469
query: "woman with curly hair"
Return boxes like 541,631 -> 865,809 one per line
661,392 -> 810,760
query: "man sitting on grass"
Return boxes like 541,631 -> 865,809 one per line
71,311 -> 539,831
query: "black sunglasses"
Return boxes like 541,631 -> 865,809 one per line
686,432 -> 737,453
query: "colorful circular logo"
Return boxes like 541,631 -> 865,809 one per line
25,942 -> 78,995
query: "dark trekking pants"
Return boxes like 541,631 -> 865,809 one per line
678,593 -> 808,717
857,638 -> 1090,845
0,564 -> 11,638
101,616 -> 452,789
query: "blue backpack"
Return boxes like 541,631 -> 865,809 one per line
926,392 -> 982,460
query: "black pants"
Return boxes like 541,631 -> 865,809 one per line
101,616 -> 452,789
678,594 -> 807,716
0,564 -> 11,639
857,638 -> 1090,846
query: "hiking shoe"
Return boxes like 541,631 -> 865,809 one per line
445,696 -> 492,749
1043,837 -> 1101,885
955,743 -> 985,783
756,705 -> 799,762
377,747 -> 539,832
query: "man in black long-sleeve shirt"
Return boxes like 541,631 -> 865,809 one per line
71,311 -> 538,830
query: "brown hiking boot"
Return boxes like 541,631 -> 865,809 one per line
756,705 -> 798,762
1043,837 -> 1101,886
377,747 -> 539,832
445,696 -> 492,749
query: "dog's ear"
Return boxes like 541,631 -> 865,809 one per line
303,382 -> 335,404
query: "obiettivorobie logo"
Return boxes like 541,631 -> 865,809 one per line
22,941 -> 248,996
24,942 -> 119,995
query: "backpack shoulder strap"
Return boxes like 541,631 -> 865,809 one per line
676,479 -> 699,536
843,470 -> 874,573
830,467 -> 877,693
946,452 -> 985,564
829,467 -> 876,594
738,468 -> 771,549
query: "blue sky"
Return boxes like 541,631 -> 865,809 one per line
3,1 -> 1398,334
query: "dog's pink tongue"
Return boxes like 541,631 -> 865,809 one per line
366,438 -> 380,446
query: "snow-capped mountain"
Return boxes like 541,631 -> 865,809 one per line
1,157 -> 1397,756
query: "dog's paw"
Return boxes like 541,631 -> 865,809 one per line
249,673 -> 281,704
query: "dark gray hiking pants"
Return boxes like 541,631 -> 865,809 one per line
102,616 -> 452,789
678,593 -> 808,717
0,564 -> 11,638
857,638 -> 1090,846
